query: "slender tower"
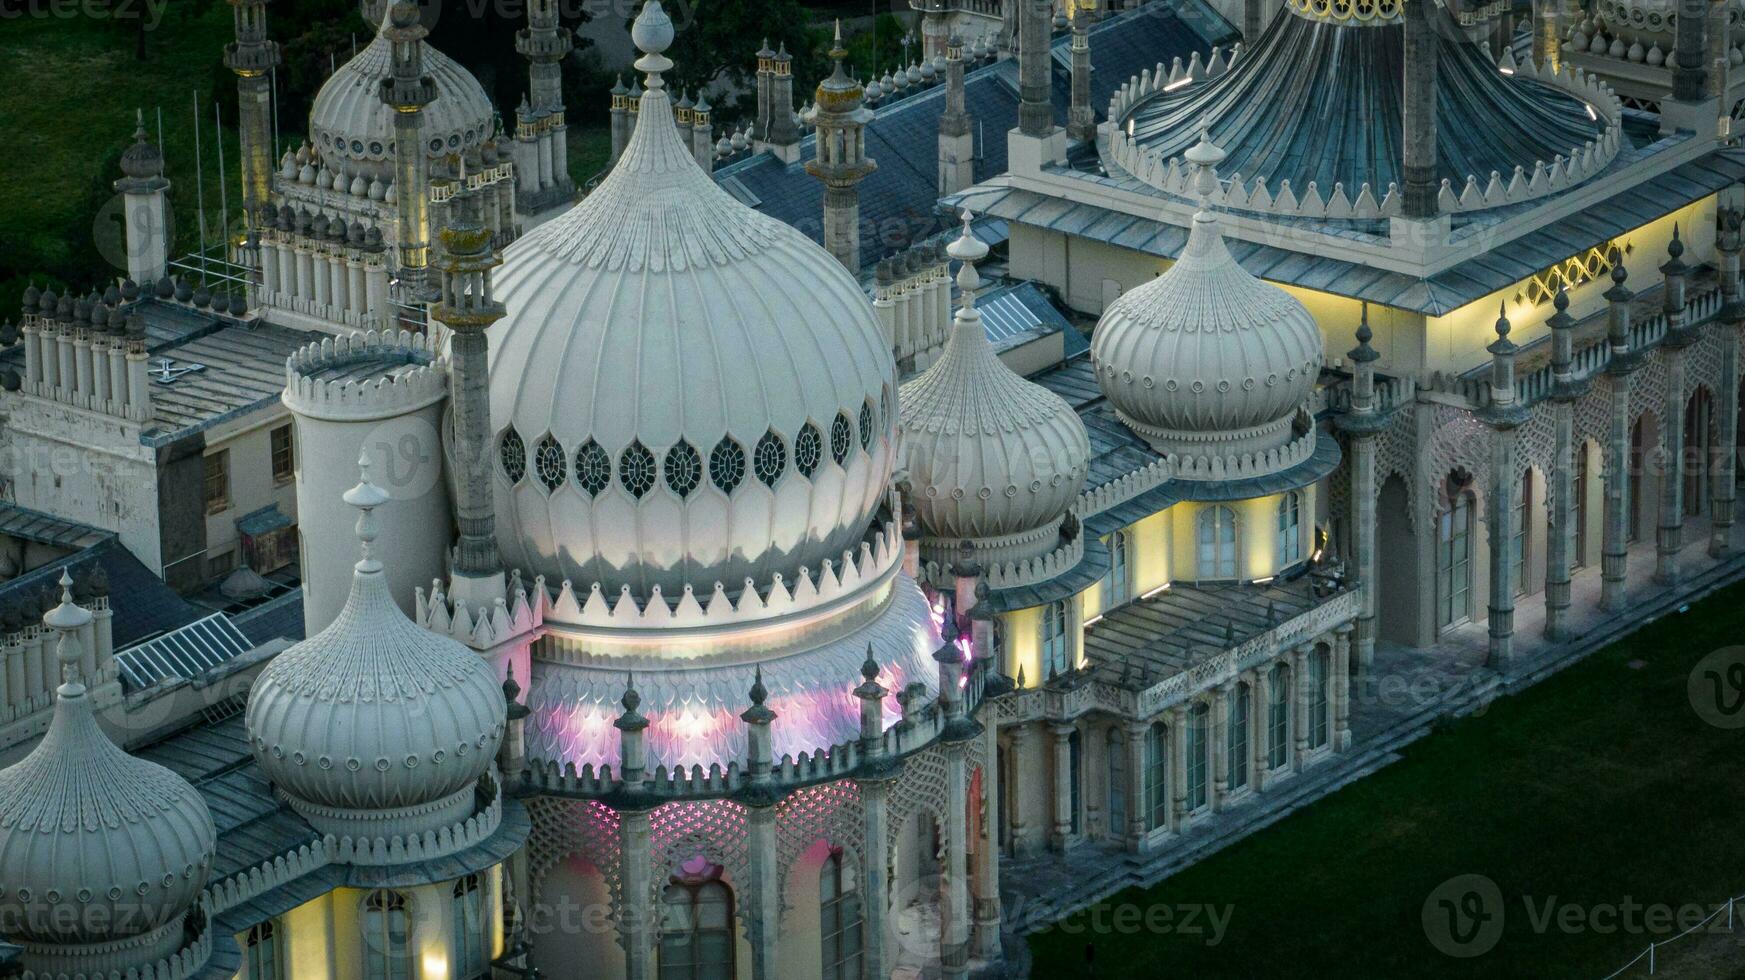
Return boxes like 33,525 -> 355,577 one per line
224,0 -> 280,242
114,113 -> 172,286
806,24 -> 877,272
517,0 -> 574,201
939,34 -> 974,195
1012,0 -> 1065,171
379,2 -> 437,306
1401,0 -> 1438,219
1067,0 -> 1096,143
433,170 -> 508,605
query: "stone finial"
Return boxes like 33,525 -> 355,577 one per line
741,666 -> 776,724
614,672 -> 648,732
632,0 -> 675,86
42,570 -> 92,686
1349,303 -> 1378,364
343,451 -> 390,567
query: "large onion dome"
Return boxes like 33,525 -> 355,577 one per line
900,217 -> 1090,564
0,576 -> 215,977
246,464 -> 505,839
486,2 -> 898,605
1092,165 -> 1323,461
306,2 -> 495,180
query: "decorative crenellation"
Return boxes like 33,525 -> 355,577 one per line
281,328 -> 448,421
0,586 -> 117,736
1165,410 -> 1319,481
927,523 -> 1084,591
874,240 -> 953,371
9,286 -> 156,422
17,910 -> 216,980
1104,51 -> 1624,220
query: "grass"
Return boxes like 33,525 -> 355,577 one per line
1029,579 -> 1745,979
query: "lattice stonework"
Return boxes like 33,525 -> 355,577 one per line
648,799 -> 751,911
1516,408 -> 1557,480
887,745 -> 950,849
1631,356 -> 1670,422
1519,239 -> 1628,309
1423,403 -> 1491,505
526,798 -> 624,913
1575,382 -> 1615,447
1373,406 -> 1421,521
775,781 -> 865,925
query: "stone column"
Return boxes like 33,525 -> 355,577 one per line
1673,0 -> 1709,101
1244,0 -> 1264,41
1332,628 -> 1353,750
862,779 -> 893,979
1602,261 -> 1638,612
1534,0 -> 1561,69
1122,720 -> 1148,850
1210,681 -> 1231,811
1402,0 -> 1439,219
1167,704 -> 1189,830
382,12 -> 436,303
1018,0 -> 1055,137
746,807 -> 780,979
1007,724 -> 1033,855
1290,648 -> 1311,769
1487,424 -> 1520,668
1341,310 -> 1384,678
619,809 -> 653,980
1067,8 -> 1095,143
1250,667 -> 1270,792
1659,229 -> 1695,587
225,0 -> 279,247
1545,287 -> 1580,640
1049,721 -> 1075,850
973,720 -> 1003,962
942,741 -> 972,980
938,36 -> 974,195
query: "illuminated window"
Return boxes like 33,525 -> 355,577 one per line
362,890 -> 410,980
659,863 -> 735,980
204,449 -> 230,514
819,851 -> 862,980
1518,240 -> 1626,308
244,921 -> 279,980
1436,495 -> 1473,629
270,424 -> 294,484
1104,530 -> 1130,605
452,873 -> 488,979
1144,721 -> 1168,831
1197,506 -> 1237,579
1227,682 -> 1249,791
1277,492 -> 1302,566
1040,600 -> 1070,677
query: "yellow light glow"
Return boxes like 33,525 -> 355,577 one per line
421,951 -> 450,980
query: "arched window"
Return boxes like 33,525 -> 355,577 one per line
819,850 -> 863,980
1197,506 -> 1237,580
1512,470 -> 1530,597
659,862 -> 735,980
244,921 -> 280,980
452,873 -> 488,979
1104,530 -> 1130,606
1436,494 -> 1473,629
1686,387 -> 1714,516
1040,601 -> 1070,678
362,890 -> 410,980
1144,721 -> 1168,831
1266,663 -> 1290,771
1105,727 -> 1126,835
1309,648 -> 1330,750
1276,492 -> 1303,566
1227,682 -> 1249,792
1186,701 -> 1208,811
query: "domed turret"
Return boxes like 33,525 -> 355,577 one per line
118,110 -> 164,181
486,1 -> 898,605
1091,137 -> 1323,469
245,458 -> 505,839
0,574 -> 216,978
900,213 -> 1090,564
306,1 -> 494,180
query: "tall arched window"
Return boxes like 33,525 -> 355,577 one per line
659,863 -> 735,980
1436,494 -> 1473,630
244,921 -> 280,980
1309,648 -> 1330,750
1512,470 -> 1530,597
1040,601 -> 1070,678
1197,506 -> 1237,580
1186,701 -> 1208,811
819,850 -> 863,980
452,873 -> 488,979
362,890 -> 410,980
1105,727 -> 1126,835
1227,682 -> 1250,793
1267,664 -> 1290,771
1575,447 -> 1590,569
1104,530 -> 1131,606
1686,387 -> 1714,516
1276,493 -> 1303,566
1144,721 -> 1168,831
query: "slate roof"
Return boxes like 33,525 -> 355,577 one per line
0,534 -> 202,649
140,318 -> 312,448
1083,574 -> 1327,689
979,280 -> 1089,358
951,146 -> 1745,314
713,0 -> 1237,268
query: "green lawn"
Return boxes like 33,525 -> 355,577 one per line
1030,580 -> 1745,979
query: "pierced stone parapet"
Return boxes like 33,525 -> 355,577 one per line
282,328 -> 447,422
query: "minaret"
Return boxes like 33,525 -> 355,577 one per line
938,33 -> 974,195
806,23 -> 877,272
1067,0 -> 1096,143
224,0 -> 280,243
517,0 -> 574,201
1401,0 -> 1438,220
757,42 -> 801,162
609,76 -> 631,165
1671,0 -> 1708,102
379,1 -> 437,306
113,112 -> 171,286
1012,0 -> 1065,172
433,165 -> 507,605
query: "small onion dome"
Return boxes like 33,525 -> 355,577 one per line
815,22 -> 866,110
245,459 -> 505,840
0,574 -> 215,975
900,215 -> 1090,564
118,110 -> 164,180
1091,207 -> 1323,459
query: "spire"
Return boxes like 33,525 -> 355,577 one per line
343,452 -> 390,572
42,571 -> 92,690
